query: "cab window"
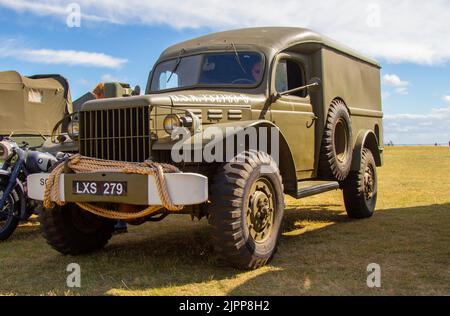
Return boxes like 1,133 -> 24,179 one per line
275,59 -> 307,98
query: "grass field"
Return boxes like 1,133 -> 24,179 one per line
0,146 -> 449,296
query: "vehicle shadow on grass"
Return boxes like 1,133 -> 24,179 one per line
82,204 -> 352,295
7,218 -> 41,241
24,203 -> 449,295
227,203 -> 450,296
26,205 -> 345,295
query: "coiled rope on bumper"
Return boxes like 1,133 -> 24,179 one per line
43,154 -> 183,220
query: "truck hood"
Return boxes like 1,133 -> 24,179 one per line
81,90 -> 267,111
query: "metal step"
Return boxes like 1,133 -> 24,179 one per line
295,180 -> 340,199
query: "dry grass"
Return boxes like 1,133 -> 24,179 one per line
0,147 -> 449,296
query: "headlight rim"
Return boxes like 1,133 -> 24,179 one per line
163,114 -> 182,135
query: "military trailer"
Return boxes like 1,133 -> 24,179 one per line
0,71 -> 72,147
29,27 -> 383,269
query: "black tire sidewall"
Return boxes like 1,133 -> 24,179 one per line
0,185 -> 20,241
361,150 -> 377,215
320,99 -> 353,181
343,148 -> 378,219
40,203 -> 115,254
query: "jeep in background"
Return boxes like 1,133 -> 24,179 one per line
42,81 -> 141,154
29,27 -> 383,269
0,71 -> 72,148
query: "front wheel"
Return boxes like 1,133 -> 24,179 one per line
208,151 -> 285,270
342,148 -> 378,219
40,203 -> 115,255
0,184 -> 21,241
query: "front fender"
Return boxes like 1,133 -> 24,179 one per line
155,120 -> 282,147
153,120 -> 298,194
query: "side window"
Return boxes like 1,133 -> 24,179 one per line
275,59 -> 307,98
275,60 -> 288,93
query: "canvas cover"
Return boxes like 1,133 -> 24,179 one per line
0,70 -> 72,135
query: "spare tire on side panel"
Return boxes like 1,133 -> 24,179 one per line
319,99 -> 353,181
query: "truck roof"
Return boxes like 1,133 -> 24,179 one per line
159,27 -> 381,68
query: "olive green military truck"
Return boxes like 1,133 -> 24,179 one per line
28,27 -> 383,269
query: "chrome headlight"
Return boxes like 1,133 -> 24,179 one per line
163,114 -> 182,135
163,111 -> 202,136
67,120 -> 80,141
0,141 -> 13,160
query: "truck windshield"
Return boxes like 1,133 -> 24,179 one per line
150,52 -> 263,92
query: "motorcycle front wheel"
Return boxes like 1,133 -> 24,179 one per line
0,185 -> 20,241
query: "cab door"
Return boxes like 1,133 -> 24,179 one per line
269,53 -> 316,179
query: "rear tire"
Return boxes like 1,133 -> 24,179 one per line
208,151 -> 285,270
319,99 -> 353,181
40,203 -> 115,255
343,148 -> 378,219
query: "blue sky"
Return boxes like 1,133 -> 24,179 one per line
0,0 -> 449,145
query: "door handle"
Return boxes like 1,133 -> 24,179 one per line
306,116 -> 318,128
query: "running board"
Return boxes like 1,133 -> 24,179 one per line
295,181 -> 340,199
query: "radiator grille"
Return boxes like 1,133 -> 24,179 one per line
79,106 -> 150,162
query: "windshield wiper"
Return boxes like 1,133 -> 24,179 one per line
231,42 -> 246,75
167,49 -> 185,83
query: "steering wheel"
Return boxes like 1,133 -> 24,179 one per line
231,78 -> 254,85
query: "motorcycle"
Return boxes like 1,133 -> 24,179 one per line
0,137 -> 63,241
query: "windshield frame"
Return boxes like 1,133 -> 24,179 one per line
149,50 -> 267,93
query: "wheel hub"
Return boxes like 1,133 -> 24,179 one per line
334,118 -> 348,163
247,179 -> 275,243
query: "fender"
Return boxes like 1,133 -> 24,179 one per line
153,120 -> 298,194
0,171 -> 27,219
351,129 -> 383,171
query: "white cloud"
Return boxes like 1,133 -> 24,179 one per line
383,74 -> 410,95
0,0 -> 110,23
443,95 -> 450,103
1,0 -> 450,65
101,74 -> 121,82
384,106 -> 450,144
0,40 -> 127,68
383,74 -> 409,88
22,49 -> 127,68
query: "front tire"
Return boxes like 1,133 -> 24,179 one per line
342,148 -> 378,219
208,151 -> 285,270
40,203 -> 115,255
0,186 -> 20,241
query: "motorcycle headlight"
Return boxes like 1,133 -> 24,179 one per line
163,114 -> 182,135
0,141 -> 13,160
68,120 -> 80,141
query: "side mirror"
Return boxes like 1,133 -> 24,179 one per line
132,85 -> 141,96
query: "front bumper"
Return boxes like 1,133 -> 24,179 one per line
27,172 -> 208,206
